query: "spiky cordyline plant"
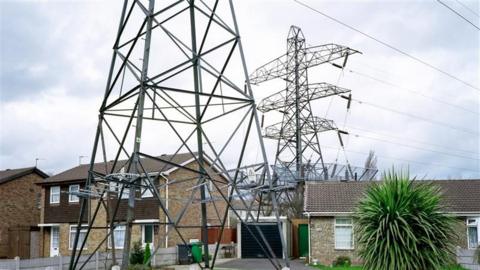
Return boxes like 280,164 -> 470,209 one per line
355,170 -> 456,270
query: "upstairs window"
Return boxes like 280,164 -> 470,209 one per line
50,186 -> 60,204
141,179 -> 153,198
69,185 -> 80,203
109,182 -> 129,199
335,218 -> 354,249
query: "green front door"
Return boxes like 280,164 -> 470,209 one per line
298,224 -> 309,258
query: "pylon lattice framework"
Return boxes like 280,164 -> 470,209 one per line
69,1 -> 289,269
249,26 -> 377,215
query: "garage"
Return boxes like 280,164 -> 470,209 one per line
240,223 -> 283,258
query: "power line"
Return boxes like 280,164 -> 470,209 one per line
350,97 -> 479,135
346,124 -> 479,156
321,144 -> 479,173
350,131 -> 479,161
293,0 -> 480,91
345,67 -> 478,115
454,0 -> 480,17
437,0 -> 480,30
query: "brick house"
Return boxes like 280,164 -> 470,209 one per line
0,167 -> 49,258
303,180 -> 480,265
36,152 -> 229,257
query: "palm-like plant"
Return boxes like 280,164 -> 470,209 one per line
355,170 -> 456,270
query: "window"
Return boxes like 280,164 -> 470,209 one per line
467,218 -> 479,249
109,182 -> 129,199
50,186 -> 60,204
108,225 -> 126,249
69,225 -> 88,250
142,180 -> 153,198
204,181 -> 212,199
142,225 -> 154,248
335,218 -> 354,249
69,185 -> 80,203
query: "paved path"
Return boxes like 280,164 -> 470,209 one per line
217,259 -> 314,270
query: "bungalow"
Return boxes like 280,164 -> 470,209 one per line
0,167 -> 49,259
303,180 -> 480,265
35,152 -> 229,257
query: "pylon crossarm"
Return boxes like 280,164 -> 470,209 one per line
257,82 -> 352,113
264,116 -> 337,140
304,44 -> 361,68
249,53 -> 288,85
249,44 -> 360,85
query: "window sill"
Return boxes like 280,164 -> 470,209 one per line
49,202 -> 60,205
334,248 -> 355,251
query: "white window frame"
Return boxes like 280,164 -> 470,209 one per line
108,225 -> 126,249
141,224 -> 154,249
109,182 -> 129,199
204,181 -> 213,199
69,184 -> 80,203
467,217 -> 480,249
334,217 -> 354,250
50,186 -> 60,204
69,224 -> 88,250
141,180 -> 153,198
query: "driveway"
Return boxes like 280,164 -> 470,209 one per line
216,259 -> 314,270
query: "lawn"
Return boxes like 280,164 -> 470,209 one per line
309,264 -> 467,270
309,265 -> 362,270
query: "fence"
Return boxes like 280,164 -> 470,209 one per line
0,244 -> 234,270
0,252 -> 116,270
457,248 -> 480,270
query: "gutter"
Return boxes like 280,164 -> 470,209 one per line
304,211 -> 480,217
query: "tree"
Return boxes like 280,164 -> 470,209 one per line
129,241 -> 144,265
355,170 -> 456,269
143,243 -> 151,266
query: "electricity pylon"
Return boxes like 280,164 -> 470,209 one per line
69,1 -> 288,269
250,26 -> 375,217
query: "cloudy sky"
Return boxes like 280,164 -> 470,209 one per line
0,0 -> 479,179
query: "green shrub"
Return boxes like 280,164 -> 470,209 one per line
332,256 -> 351,267
127,264 -> 150,270
143,243 -> 151,266
129,241 -> 145,265
355,170 -> 456,269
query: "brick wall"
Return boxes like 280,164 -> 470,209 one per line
0,173 -> 44,258
309,217 -> 360,266
157,161 -> 228,247
452,217 -> 468,249
39,160 -> 229,256
309,216 -> 469,266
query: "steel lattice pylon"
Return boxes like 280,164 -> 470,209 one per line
69,1 -> 289,269
250,26 -> 376,217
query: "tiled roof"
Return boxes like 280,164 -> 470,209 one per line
304,180 -> 480,215
0,167 -> 48,184
39,152 -> 196,184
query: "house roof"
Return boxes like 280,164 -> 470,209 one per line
0,167 -> 49,185
304,180 -> 480,216
39,152 -> 197,185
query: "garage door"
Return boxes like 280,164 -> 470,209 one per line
241,223 -> 282,258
